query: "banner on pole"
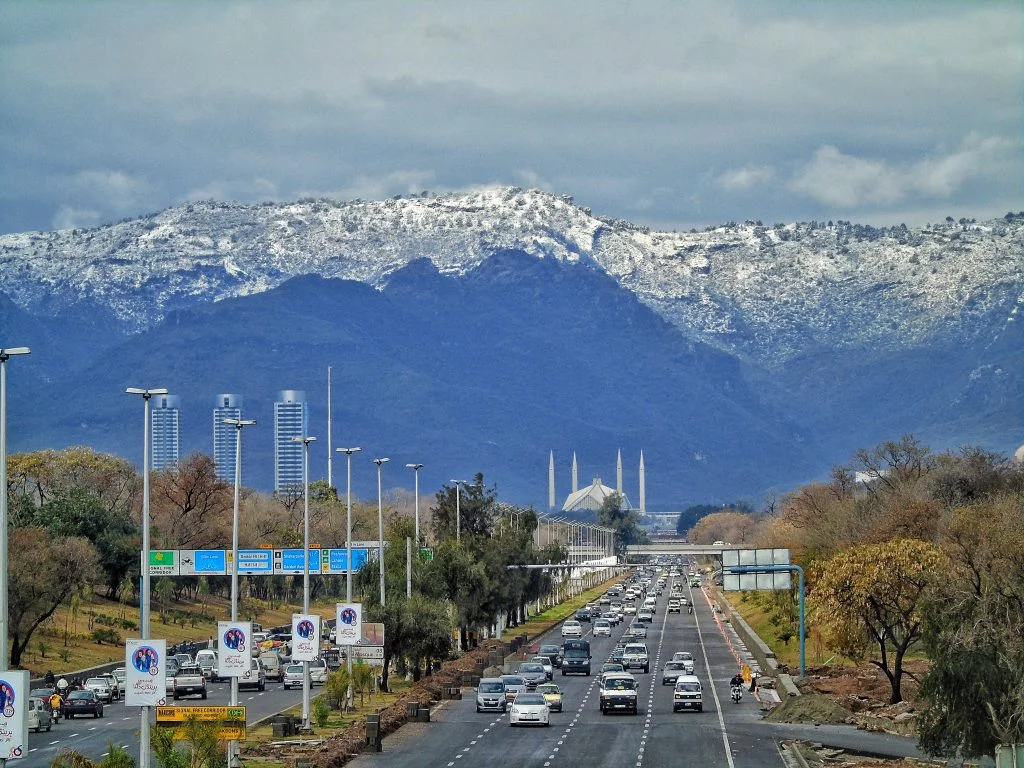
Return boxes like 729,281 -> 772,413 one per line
125,638 -> 167,706
291,614 -> 320,661
335,603 -> 362,644
217,621 -> 252,677
0,670 -> 29,759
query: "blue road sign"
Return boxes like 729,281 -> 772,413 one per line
324,548 -> 369,574
235,549 -> 273,574
190,550 -> 226,574
277,548 -> 322,574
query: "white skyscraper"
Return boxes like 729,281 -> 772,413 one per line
151,394 -> 181,471
274,390 -> 308,493
213,394 -> 243,481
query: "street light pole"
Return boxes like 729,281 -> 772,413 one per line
336,447 -> 360,712
450,480 -> 467,541
292,435 -> 317,731
224,417 -> 255,768
373,458 -> 390,606
126,386 -> 168,768
0,348 -> 29,675
405,463 -> 423,545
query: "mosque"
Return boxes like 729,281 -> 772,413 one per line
549,449 -> 646,515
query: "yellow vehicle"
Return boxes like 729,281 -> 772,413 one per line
536,683 -> 563,712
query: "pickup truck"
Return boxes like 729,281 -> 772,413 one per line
621,643 -> 650,674
172,664 -> 208,700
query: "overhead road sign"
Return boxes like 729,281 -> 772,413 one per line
324,548 -> 369,574
230,549 -> 273,574
722,549 -> 791,591
148,551 -> 178,576
179,550 -> 226,576
275,548 -> 322,574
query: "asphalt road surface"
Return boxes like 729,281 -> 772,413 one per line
22,676 -> 307,767
348,574 -> 929,768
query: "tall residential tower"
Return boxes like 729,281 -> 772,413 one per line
151,394 -> 181,471
274,390 -> 308,493
212,394 -> 243,481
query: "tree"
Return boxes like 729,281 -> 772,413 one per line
597,493 -> 648,555
916,496 -> 1024,759
687,510 -> 759,545
150,453 -> 232,549
8,528 -> 99,666
675,504 -> 719,536
430,473 -> 496,541
35,486 -> 138,599
810,538 -> 944,703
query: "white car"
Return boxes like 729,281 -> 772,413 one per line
508,692 -> 550,726
561,620 -> 583,638
84,677 -> 113,703
671,651 -> 695,674
623,604 -> 637,615
593,619 -> 612,637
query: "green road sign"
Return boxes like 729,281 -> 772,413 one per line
149,550 -> 178,575
419,548 -> 434,561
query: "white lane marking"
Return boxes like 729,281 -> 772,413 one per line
691,581 -> 737,768
49,741 -> 59,745
29,749 -> 37,753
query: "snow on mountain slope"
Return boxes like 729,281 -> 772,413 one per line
0,188 -> 1020,367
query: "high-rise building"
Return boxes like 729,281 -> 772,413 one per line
151,394 -> 181,471
213,394 -> 243,481
274,390 -> 308,493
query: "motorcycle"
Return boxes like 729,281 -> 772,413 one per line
730,685 -> 743,703
687,605 -> 693,614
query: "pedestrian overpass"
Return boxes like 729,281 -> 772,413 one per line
625,543 -> 729,557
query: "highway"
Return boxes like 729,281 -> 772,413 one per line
21,675 -> 307,767
348,574 -> 928,768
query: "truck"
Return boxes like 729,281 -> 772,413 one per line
561,639 -> 591,676
172,664 -> 208,700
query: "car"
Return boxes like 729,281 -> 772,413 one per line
172,664 -> 208,700
601,611 -> 620,626
574,608 -> 592,623
690,577 -> 701,588
643,597 -> 657,612
538,644 -> 563,669
259,651 -> 285,681
593,618 -> 611,637
561,639 -> 591,675
622,643 -> 650,674
561,620 -> 583,638
623,604 -> 637,615
673,675 -> 703,712
661,661 -> 691,685
509,692 -> 550,726
239,658 -> 267,691
165,657 -> 181,678
530,656 -> 554,680
517,662 -> 548,689
475,678 -> 507,713
628,621 -> 648,639
64,690 -> 103,719
637,609 -> 654,623
174,653 -> 193,667
195,649 -> 219,681
28,697 -> 53,732
282,663 -> 305,690
30,688 -> 57,716
599,673 -> 639,715
112,667 -> 127,688
308,658 -> 329,685
536,682 -> 563,712
98,672 -> 121,701
500,675 -> 527,703
671,651 -> 695,673
598,663 -> 625,686
84,677 -> 113,703
610,644 -> 626,664
668,599 -> 681,613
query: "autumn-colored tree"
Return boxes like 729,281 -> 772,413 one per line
810,538 -> 945,703
7,446 -> 139,514
8,528 -> 99,666
150,453 -> 232,549
916,496 -> 1024,758
687,510 -> 759,545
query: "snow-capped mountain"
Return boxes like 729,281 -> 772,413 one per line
0,187 -> 1020,505
2,188 -> 1020,367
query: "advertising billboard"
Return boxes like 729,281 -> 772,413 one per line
0,670 -> 29,760
291,614 -> 320,661
216,621 -> 252,678
125,638 -> 167,706
334,603 -> 362,645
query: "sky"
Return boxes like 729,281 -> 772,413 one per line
1,1 -> 1021,235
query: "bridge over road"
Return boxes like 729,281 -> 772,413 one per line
626,542 -> 729,557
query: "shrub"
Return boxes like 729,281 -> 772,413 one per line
91,628 -> 121,645
312,697 -> 330,728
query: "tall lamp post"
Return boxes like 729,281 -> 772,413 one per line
126,386 -> 168,768
405,463 -> 423,545
336,447 -> 360,711
292,435 -> 317,731
450,479 -> 467,541
224,417 -> 255,768
373,458 -> 390,606
0,348 -> 30,673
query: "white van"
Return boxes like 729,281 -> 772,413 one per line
195,649 -> 219,681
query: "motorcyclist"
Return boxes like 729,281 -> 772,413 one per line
44,670 -> 56,687
49,691 -> 62,719
730,672 -> 744,689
